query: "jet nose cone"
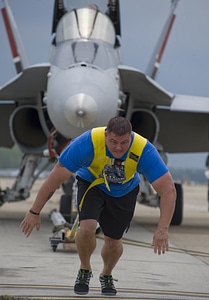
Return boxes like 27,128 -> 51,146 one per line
64,93 -> 98,128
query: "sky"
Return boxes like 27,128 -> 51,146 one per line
0,0 -> 208,169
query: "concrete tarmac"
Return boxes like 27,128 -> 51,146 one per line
0,179 -> 209,299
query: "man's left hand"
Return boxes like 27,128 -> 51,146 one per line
152,228 -> 169,255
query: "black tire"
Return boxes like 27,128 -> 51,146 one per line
171,183 -> 183,226
62,176 -> 75,197
59,194 -> 72,223
52,245 -> 57,252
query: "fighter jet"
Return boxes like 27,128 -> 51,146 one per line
0,0 -> 208,225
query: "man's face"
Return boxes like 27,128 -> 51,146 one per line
105,131 -> 132,159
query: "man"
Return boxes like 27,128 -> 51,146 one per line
20,116 -> 176,296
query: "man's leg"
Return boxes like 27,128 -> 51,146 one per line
76,219 -> 97,269
98,235 -> 123,295
101,235 -> 123,275
74,219 -> 97,295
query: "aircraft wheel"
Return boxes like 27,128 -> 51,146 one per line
62,176 -> 75,197
171,183 -> 183,226
59,194 -> 72,223
52,245 -> 57,252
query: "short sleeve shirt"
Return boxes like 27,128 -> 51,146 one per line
59,129 -> 168,197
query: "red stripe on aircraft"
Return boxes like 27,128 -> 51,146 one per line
157,14 -> 176,64
1,7 -> 19,59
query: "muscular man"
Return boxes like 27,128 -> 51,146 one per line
20,116 -> 176,296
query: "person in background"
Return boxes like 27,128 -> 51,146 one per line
20,116 -> 176,296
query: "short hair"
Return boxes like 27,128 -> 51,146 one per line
106,117 -> 132,136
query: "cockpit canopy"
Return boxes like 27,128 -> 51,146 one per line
50,7 -> 121,70
56,8 -> 115,45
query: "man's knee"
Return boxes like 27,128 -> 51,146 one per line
104,235 -> 122,247
79,219 -> 97,236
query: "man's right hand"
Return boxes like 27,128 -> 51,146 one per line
19,212 -> 41,237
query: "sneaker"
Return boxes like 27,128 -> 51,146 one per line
74,269 -> 92,295
99,274 -> 117,295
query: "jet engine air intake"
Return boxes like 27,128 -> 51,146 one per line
10,106 -> 48,154
130,109 -> 159,144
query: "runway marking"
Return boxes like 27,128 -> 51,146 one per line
97,234 -> 209,258
1,284 -> 209,299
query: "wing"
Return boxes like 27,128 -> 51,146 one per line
1,1 -> 49,147
119,66 -> 209,153
0,64 -> 50,148
156,95 -> 209,153
119,65 -> 173,107
0,64 -> 49,100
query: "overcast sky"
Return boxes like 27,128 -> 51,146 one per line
0,0 -> 208,169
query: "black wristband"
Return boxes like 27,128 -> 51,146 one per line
29,209 -> 40,216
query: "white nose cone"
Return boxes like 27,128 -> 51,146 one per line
64,93 -> 98,128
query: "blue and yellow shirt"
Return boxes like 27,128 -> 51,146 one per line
59,127 -> 168,197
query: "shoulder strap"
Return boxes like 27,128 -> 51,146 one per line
88,127 -> 107,178
123,133 -> 147,183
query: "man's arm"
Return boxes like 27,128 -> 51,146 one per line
20,162 -> 73,237
151,172 -> 176,255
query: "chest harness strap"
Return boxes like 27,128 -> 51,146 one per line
79,127 -> 147,211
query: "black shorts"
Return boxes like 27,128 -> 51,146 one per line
76,176 -> 139,240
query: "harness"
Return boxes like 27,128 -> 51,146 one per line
79,127 -> 147,211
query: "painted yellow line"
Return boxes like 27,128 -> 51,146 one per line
1,284 -> 209,299
97,234 -> 209,258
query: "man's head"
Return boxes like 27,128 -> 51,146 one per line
105,117 -> 132,158
106,116 -> 132,136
